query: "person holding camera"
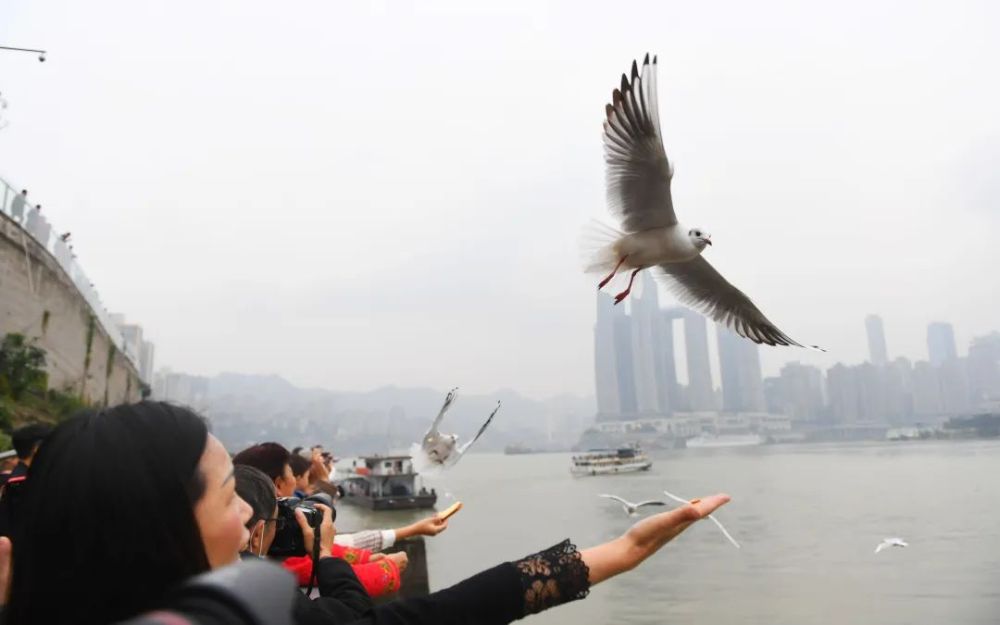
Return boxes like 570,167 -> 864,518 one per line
235,464 -> 378,624
5,401 -> 731,625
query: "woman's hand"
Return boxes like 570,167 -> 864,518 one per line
396,514 -> 449,540
581,493 -> 731,585
296,502 -> 336,558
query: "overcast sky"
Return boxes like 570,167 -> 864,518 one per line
1,0 -> 998,399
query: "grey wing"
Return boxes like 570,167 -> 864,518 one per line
634,500 -> 667,508
423,387 -> 458,444
659,256 -> 803,347
599,494 -> 630,506
456,401 -> 501,456
603,53 -> 678,233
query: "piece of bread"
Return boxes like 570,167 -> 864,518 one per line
437,501 -> 463,520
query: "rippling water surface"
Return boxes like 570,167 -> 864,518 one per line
336,440 -> 1000,625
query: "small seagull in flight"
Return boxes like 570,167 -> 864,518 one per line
874,537 -> 908,554
416,388 -> 501,468
663,488 -> 741,549
586,53 -> 820,349
599,494 -> 666,516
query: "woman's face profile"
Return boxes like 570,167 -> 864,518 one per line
194,435 -> 253,568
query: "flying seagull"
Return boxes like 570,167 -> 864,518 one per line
586,53 -> 819,349
599,494 -> 666,516
662,488 -> 741,549
418,388 -> 501,468
874,537 -> 908,554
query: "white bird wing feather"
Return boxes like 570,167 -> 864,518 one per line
422,387 -> 458,443
663,489 -> 740,549
599,494 -> 632,506
455,401 -> 501,456
603,54 -> 677,233
658,256 -> 806,348
634,500 -> 667,508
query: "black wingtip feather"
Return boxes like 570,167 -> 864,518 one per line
631,60 -> 639,80
643,52 -> 650,65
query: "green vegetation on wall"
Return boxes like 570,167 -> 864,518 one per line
1,332 -> 89,429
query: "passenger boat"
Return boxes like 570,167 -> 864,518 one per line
570,445 -> 652,476
337,455 -> 438,510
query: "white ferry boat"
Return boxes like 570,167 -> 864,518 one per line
570,445 -> 652,476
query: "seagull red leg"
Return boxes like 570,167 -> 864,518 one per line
597,257 -> 626,290
613,268 -> 641,305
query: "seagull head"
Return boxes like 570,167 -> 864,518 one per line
688,227 -> 713,250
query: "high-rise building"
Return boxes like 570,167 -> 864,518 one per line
967,333 -> 1000,404
593,292 -> 621,420
682,310 -> 715,411
630,274 -> 661,415
613,306 -> 638,416
927,322 -> 958,366
938,358 -> 970,415
717,327 -> 765,413
826,363 -> 860,423
653,310 -> 679,414
884,357 -> 914,422
139,341 -> 155,384
911,361 -> 943,417
774,361 -> 824,420
865,315 -> 889,366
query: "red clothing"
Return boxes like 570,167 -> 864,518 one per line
283,544 -> 401,598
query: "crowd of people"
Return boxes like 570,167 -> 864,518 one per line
0,402 -> 730,624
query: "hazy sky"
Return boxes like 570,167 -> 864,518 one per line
1,0 -> 998,399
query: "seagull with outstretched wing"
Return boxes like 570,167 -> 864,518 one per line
585,54 -> 820,349
599,494 -> 666,516
418,388 -> 501,468
874,537 -> 908,554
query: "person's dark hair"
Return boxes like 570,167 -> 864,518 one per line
11,423 -> 52,460
232,442 -> 290,482
288,453 -> 310,478
7,402 -> 211,625
234,464 -> 276,527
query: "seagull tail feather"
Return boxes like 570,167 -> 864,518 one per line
580,219 -> 625,274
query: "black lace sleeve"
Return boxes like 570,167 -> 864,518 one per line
512,539 -> 591,617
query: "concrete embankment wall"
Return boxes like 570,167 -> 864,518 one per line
0,210 -> 142,405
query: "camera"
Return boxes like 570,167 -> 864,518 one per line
267,494 -> 336,558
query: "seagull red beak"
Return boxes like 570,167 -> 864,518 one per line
705,239 -> 712,246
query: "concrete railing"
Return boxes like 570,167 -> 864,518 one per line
0,175 -> 142,373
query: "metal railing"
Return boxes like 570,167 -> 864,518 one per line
0,175 -> 142,371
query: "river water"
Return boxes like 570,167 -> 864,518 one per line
335,440 -> 1000,624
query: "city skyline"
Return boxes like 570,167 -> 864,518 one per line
595,281 -> 1000,422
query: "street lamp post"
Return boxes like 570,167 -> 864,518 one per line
0,45 -> 47,62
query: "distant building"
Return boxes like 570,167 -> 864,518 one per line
139,341 -> 155,384
927,322 -> 958,366
967,333 -> 1000,404
682,310 -> 715,412
630,275 -> 661,415
594,292 -> 621,420
911,361 -> 943,417
773,361 -> 824,420
613,305 -> 638,417
865,315 -> 889,366
826,363 -> 860,424
717,327 -> 765,413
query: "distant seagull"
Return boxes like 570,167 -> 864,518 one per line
663,488 -> 741,549
417,388 -> 501,468
874,537 -> 908,554
585,53 -> 820,349
599,494 -> 666,516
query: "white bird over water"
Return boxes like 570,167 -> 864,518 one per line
599,494 -> 667,516
416,388 -> 501,469
586,54 -> 819,349
874,537 -> 908,554
662,488 -> 741,549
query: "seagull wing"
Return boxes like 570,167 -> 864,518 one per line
455,401 -> 501,456
664,489 -> 740,549
634,500 -> 667,508
599,494 -> 632,506
659,256 -> 807,347
603,54 -> 678,232
874,541 -> 888,554
423,388 -> 458,443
